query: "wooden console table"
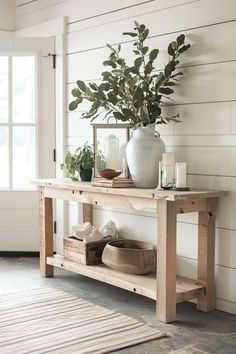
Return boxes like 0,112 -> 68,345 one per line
34,178 -> 226,323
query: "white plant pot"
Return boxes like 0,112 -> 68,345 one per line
126,124 -> 165,188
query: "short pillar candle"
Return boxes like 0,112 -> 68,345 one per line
175,162 -> 187,188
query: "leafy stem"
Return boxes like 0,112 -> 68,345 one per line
69,22 -> 190,128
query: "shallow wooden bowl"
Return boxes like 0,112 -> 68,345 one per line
97,169 -> 122,179
102,239 -> 156,275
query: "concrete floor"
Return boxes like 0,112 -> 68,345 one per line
0,257 -> 236,354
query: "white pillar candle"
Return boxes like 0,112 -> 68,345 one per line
175,162 -> 187,188
105,134 -> 119,170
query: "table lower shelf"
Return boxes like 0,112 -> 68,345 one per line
47,255 -> 205,303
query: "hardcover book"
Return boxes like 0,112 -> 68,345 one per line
91,178 -> 134,188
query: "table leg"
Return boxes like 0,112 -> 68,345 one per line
157,200 -> 177,323
197,197 -> 216,311
82,203 -> 93,223
39,187 -> 54,277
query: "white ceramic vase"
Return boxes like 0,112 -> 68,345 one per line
126,124 -> 165,188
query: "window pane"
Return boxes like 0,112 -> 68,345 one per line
13,127 -> 36,189
0,127 -> 9,188
0,57 -> 8,123
12,56 -> 35,123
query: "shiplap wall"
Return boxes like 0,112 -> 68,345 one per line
16,0 -> 236,315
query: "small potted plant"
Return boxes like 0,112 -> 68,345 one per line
60,142 -> 94,181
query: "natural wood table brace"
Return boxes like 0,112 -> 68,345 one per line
33,178 -> 226,323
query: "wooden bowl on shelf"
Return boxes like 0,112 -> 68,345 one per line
102,239 -> 156,275
97,169 -> 122,179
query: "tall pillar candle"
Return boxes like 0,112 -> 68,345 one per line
105,134 -> 119,170
175,162 -> 187,188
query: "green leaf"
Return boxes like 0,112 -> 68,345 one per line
117,58 -> 124,65
170,72 -> 184,79
121,108 -> 134,118
69,100 -> 79,111
134,86 -> 144,105
177,34 -> 185,46
149,49 -> 159,61
102,71 -> 111,80
138,105 -> 149,122
139,24 -> 146,33
142,46 -> 149,55
103,60 -> 116,68
123,31 -> 138,37
155,72 -> 164,85
89,83 -> 98,91
77,80 -> 87,92
178,44 -> 191,53
144,61 -> 154,75
168,42 -> 175,56
159,87 -> 174,95
164,61 -> 175,77
99,83 -> 110,91
106,43 -> 115,52
71,88 -> 80,97
142,28 -> 149,41
129,66 -> 139,74
134,57 -> 142,68
111,69 -> 123,76
113,111 -> 127,122
108,92 -> 118,105
165,81 -> 177,87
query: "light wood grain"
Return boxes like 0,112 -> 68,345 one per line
82,203 -> 92,223
197,198 -> 217,311
157,200 -> 177,323
39,187 -> 54,277
47,255 -> 205,303
33,179 -> 226,202
175,198 -> 207,214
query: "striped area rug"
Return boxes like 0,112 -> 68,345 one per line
0,287 -> 165,354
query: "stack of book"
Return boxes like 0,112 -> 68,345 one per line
91,177 -> 134,188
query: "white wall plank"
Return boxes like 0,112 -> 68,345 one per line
177,257 -> 236,312
16,0 -> 65,16
168,146 -> 236,176
16,0 -> 152,28
67,0 -> 199,33
177,222 -> 236,269
165,102 -> 234,136
188,175 -> 236,230
67,15 -> 236,67
164,135 -> 236,147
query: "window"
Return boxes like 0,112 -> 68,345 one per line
0,55 -> 36,189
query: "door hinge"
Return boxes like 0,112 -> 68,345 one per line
53,149 -> 56,162
54,221 -> 57,234
43,53 -> 56,69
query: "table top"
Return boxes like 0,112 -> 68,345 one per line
33,178 -> 227,201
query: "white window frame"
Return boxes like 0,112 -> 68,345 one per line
0,52 -> 38,190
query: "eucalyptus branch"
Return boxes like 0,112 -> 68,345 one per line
69,22 -> 190,128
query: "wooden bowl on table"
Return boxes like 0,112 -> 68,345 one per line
97,169 -> 122,179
